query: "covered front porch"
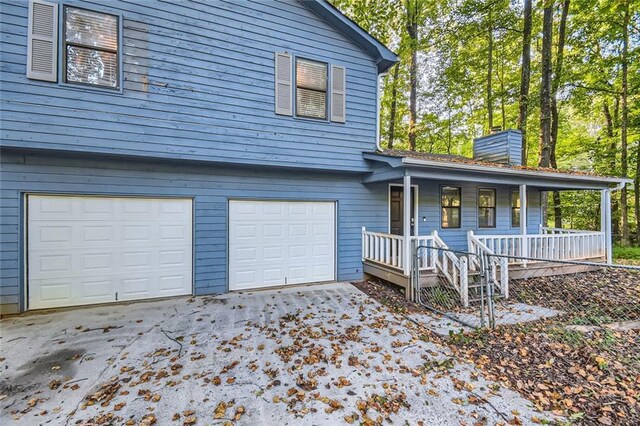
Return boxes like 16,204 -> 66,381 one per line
360,151 -> 629,305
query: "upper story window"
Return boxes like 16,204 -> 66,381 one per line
511,189 -> 521,228
441,186 -> 461,229
63,6 -> 119,89
274,52 -> 346,123
478,188 -> 496,228
296,58 -> 327,120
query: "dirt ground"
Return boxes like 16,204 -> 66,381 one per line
354,277 -> 640,426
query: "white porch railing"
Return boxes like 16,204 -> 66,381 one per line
361,228 -> 468,306
472,230 -> 606,264
468,231 -> 509,298
361,228 -> 436,272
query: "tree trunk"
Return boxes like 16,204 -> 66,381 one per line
620,0 -> 630,246
406,1 -> 418,151
518,0 -> 532,165
636,143 -> 640,242
603,100 -> 620,236
487,11 -> 494,131
387,65 -> 400,149
500,56 -> 506,130
550,0 -> 570,229
539,2 -> 553,168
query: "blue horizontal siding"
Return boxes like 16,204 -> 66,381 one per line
0,152 -> 389,312
0,0 -> 379,172
364,180 -> 543,252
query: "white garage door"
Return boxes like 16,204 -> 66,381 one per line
27,195 -> 193,310
229,200 -> 336,291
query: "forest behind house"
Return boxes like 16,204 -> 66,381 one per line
332,0 -> 640,248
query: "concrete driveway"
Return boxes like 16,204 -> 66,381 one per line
1,283 -> 549,425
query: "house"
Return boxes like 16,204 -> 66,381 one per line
0,1 -> 630,315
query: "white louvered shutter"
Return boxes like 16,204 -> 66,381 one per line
330,65 -> 346,123
27,0 -> 58,81
274,52 -> 292,116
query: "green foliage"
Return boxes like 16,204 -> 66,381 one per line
613,245 -> 640,260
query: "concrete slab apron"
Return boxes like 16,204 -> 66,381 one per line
0,283 -> 551,425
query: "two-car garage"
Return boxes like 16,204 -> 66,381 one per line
26,195 -> 336,310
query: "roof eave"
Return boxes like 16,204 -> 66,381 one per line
363,152 -> 633,186
299,0 -> 399,73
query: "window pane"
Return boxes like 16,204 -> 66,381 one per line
66,45 -> 118,88
441,187 -> 461,207
296,88 -> 326,119
479,189 -> 496,207
512,190 -> 520,208
479,208 -> 495,228
512,208 -> 521,227
65,7 -> 118,50
442,207 -> 460,228
296,59 -> 327,91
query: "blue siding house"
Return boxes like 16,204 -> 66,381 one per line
0,0 -> 630,314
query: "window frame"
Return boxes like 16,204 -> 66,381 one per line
477,187 -> 497,229
61,4 -> 122,92
440,186 -> 462,229
510,188 -> 521,228
294,56 -> 329,121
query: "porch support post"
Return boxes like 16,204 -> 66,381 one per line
519,184 -> 528,265
602,189 -> 613,263
403,175 -> 412,278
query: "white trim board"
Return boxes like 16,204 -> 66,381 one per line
387,183 -> 419,235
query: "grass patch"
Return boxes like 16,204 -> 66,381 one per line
613,245 -> 640,260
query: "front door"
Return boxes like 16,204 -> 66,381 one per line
389,186 -> 416,236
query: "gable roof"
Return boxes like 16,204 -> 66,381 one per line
299,0 -> 398,73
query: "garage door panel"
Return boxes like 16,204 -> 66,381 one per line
28,195 -> 193,310
229,200 -> 335,291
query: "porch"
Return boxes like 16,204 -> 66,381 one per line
360,149 -> 628,307
362,227 -> 607,306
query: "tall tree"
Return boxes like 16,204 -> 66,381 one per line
518,0 -> 532,165
620,0 -> 630,245
487,10 -> 494,130
550,0 -> 570,228
539,0 -> 553,168
387,65 -> 400,149
636,141 -> 640,241
405,0 -> 420,150
603,99 -> 621,236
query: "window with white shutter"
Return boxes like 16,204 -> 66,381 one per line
275,52 -> 293,116
27,0 -> 58,82
63,6 -> 119,89
295,58 -> 327,120
330,65 -> 346,123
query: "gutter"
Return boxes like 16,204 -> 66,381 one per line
611,181 -> 627,191
397,156 -> 633,185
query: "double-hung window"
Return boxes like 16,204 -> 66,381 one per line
63,6 -> 119,89
478,188 -> 496,228
441,186 -> 461,229
511,189 -> 521,228
295,58 -> 328,119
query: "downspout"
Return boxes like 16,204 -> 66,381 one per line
375,71 -> 388,152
